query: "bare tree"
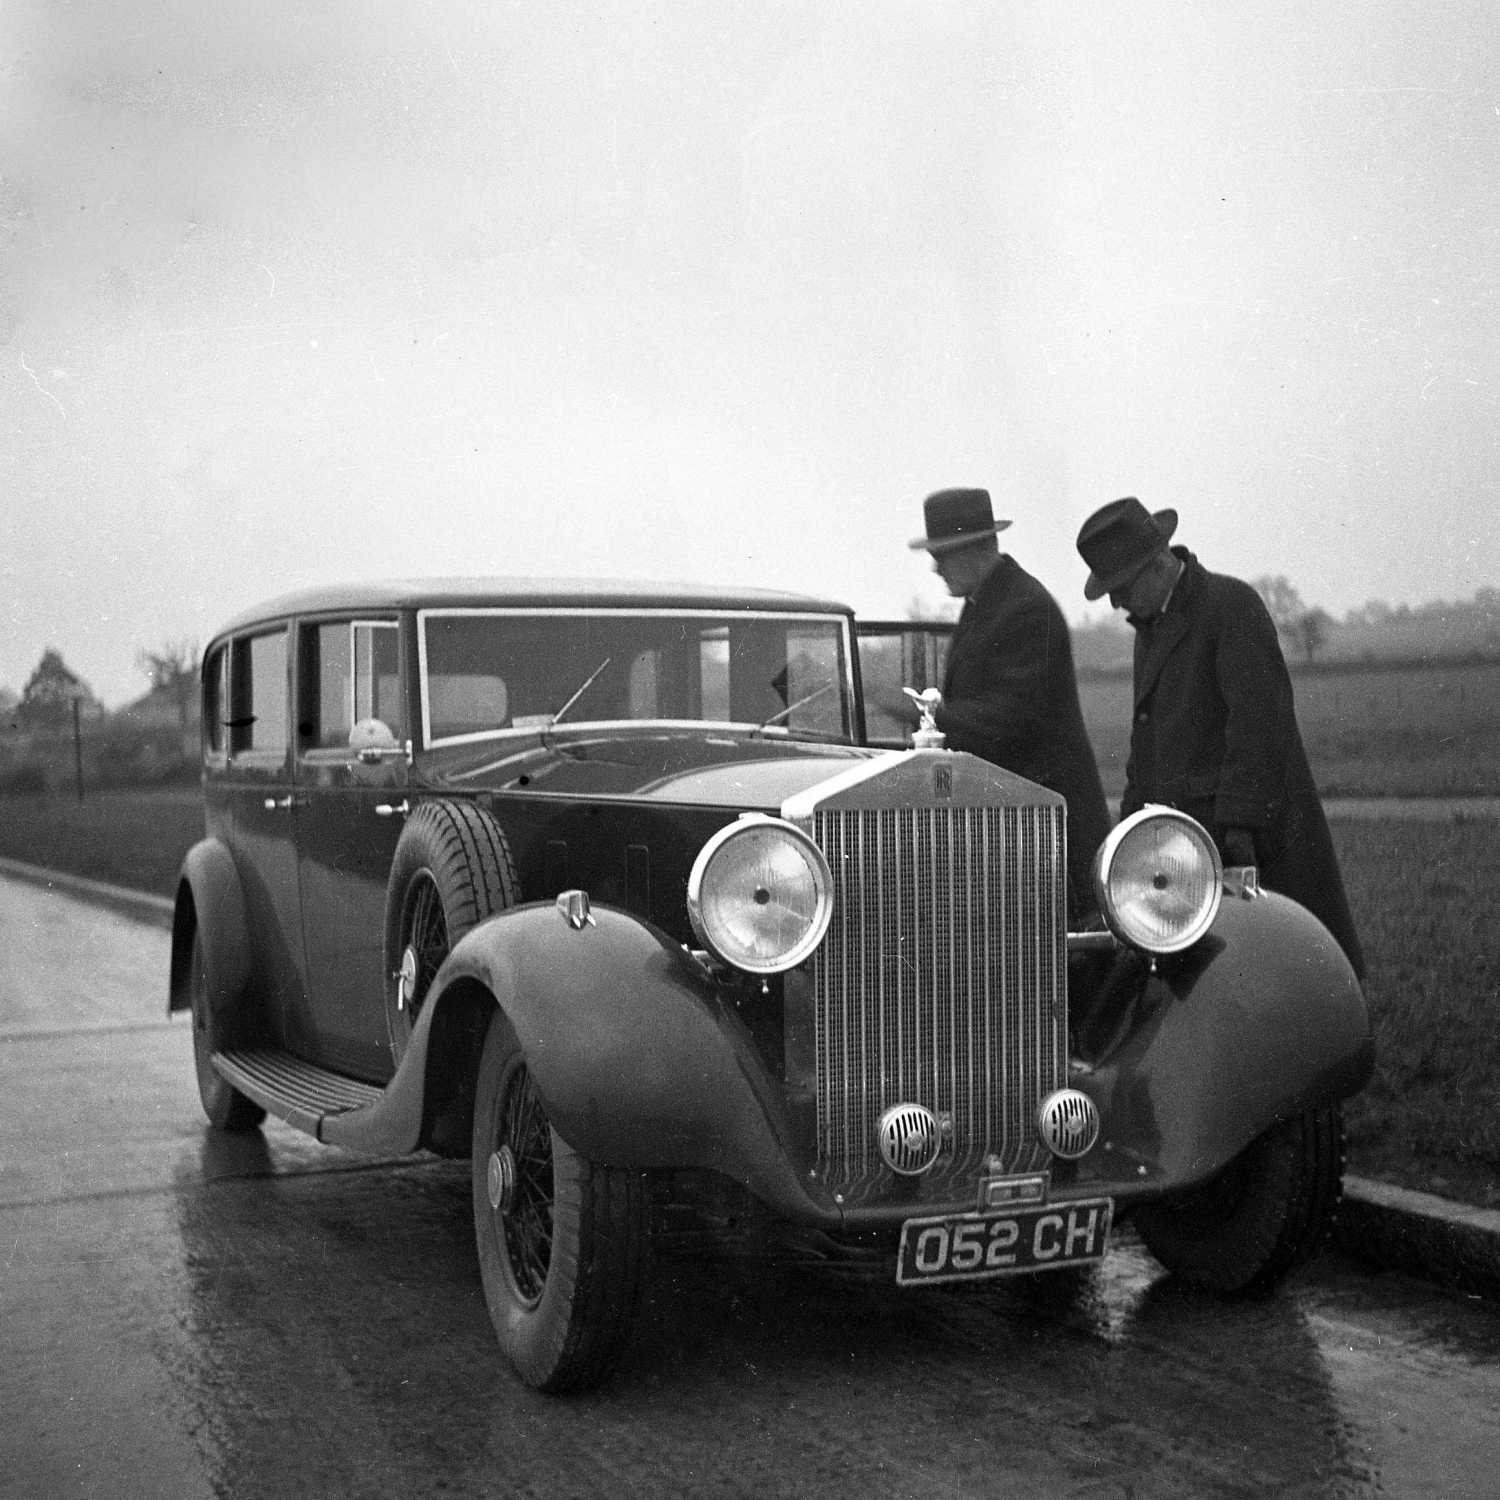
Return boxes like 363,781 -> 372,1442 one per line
137,639 -> 201,729
1291,607 -> 1334,663
1250,575 -> 1306,637
17,648 -> 96,728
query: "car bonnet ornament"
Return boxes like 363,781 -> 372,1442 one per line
903,686 -> 946,749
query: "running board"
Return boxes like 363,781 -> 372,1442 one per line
214,1048 -> 384,1140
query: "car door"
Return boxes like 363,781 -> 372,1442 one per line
223,623 -> 307,1045
292,615 -> 409,1082
856,620 -> 953,748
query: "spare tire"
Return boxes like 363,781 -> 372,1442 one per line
383,799 -> 519,1065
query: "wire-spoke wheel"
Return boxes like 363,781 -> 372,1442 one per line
383,800 -> 518,1065
472,1009 -> 648,1393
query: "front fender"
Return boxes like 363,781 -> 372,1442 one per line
1070,890 -> 1373,1197
326,900 -> 836,1226
168,838 -> 251,1021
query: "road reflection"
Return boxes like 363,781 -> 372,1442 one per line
162,1138 -> 1384,1498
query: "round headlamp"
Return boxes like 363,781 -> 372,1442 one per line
1093,806 -> 1223,954
687,815 -> 834,974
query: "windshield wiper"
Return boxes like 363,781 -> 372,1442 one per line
752,681 -> 834,736
549,658 -> 612,728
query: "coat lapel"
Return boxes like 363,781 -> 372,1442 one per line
1134,611 -> 1188,707
1133,560 -> 1195,708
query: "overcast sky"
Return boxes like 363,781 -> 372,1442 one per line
4,1 -> 1497,706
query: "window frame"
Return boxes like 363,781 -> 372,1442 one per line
297,615 -> 405,760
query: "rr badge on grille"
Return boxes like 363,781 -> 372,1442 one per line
877,1103 -> 942,1175
932,765 -> 953,799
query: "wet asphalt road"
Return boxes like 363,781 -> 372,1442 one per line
4,876 -> 1500,1499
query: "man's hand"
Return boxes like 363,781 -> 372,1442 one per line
1219,825 -> 1257,867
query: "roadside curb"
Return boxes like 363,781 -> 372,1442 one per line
0,855 -> 174,931
1337,1176 -> 1500,1301
3,857 -> 1497,1304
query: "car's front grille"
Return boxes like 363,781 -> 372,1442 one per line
809,801 -> 1068,1196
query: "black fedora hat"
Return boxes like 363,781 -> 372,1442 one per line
908,488 -> 1012,554
1076,497 -> 1179,600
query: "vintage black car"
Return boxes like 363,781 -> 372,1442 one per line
169,578 -> 1372,1392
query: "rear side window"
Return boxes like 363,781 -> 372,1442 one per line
202,645 -> 228,756
305,621 -> 404,750
230,629 -> 289,755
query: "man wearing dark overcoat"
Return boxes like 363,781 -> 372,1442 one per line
1075,496 -> 1364,978
909,488 -> 1111,918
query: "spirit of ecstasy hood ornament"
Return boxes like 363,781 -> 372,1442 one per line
902,687 -> 946,750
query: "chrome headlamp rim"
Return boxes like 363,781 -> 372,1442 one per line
1093,805 -> 1224,955
686,813 -> 834,975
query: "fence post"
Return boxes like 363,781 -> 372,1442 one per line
72,696 -> 85,803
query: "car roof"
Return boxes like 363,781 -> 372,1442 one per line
209,577 -> 855,640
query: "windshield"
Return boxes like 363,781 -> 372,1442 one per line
419,608 -> 854,747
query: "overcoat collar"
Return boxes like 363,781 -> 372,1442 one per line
1133,548 -> 1196,708
951,554 -> 1014,647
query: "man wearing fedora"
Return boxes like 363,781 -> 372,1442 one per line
1075,496 -> 1364,978
909,488 -> 1110,918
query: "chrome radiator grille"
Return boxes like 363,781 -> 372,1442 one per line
809,802 -> 1068,1193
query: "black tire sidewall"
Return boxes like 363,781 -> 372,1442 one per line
1133,1105 -> 1342,1293
469,1007 -> 648,1392
188,928 -> 265,1133
383,799 -> 517,1063
471,1010 -> 565,1380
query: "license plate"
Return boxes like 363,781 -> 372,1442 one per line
896,1199 -> 1114,1286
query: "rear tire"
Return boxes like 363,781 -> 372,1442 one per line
471,1009 -> 649,1392
1133,1104 -> 1344,1294
187,929 -> 265,1133
384,800 -> 518,1064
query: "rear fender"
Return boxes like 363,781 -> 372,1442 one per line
1071,890 -> 1373,1195
329,900 -> 831,1223
168,838 -> 252,1023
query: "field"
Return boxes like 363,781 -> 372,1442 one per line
1332,816 -> 1500,1206
1,772 -> 1495,1208
1080,659 -> 1500,798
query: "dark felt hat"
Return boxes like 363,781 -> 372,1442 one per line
908,488 -> 1012,553
1076,497 -> 1179,600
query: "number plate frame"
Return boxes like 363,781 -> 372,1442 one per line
895,1198 -> 1114,1286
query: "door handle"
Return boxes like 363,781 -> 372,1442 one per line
375,800 -> 411,818
263,795 -> 296,811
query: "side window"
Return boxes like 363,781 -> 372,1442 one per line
857,624 -> 951,745
203,644 -> 228,756
699,629 -> 730,721
354,623 -> 404,737
312,622 -> 353,749
305,621 -> 404,751
230,629 -> 289,756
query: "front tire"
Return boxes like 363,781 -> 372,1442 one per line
187,929 -> 265,1133
471,1009 -> 649,1392
1133,1104 -> 1344,1293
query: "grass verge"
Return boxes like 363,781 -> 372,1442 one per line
1,789 -> 1494,1207
0,787 -> 203,897
1331,815 -> 1500,1207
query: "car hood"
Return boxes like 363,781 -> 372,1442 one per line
420,729 -> 889,810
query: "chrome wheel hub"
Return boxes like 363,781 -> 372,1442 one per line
487,1145 -> 517,1213
396,945 -> 418,1011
